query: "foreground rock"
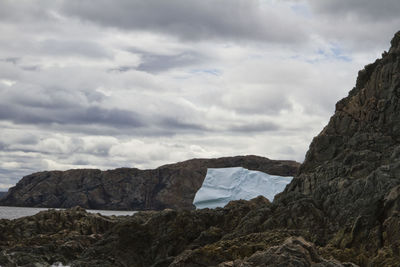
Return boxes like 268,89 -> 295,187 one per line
0,200 -> 355,267
218,237 -> 357,267
0,155 -> 299,210
0,207 -> 119,266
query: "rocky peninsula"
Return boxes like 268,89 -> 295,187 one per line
0,155 -> 299,210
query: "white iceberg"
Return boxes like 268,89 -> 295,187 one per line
193,167 -> 293,209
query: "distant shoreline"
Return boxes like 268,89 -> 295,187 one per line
0,206 -> 137,220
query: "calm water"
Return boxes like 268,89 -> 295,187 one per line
0,206 -> 137,220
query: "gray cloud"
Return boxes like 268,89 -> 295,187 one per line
158,117 -> 208,132
1,57 -> 19,64
0,0 -> 56,23
3,83 -> 103,109
21,65 -> 40,71
61,0 -> 307,43
109,66 -> 136,73
0,103 -> 145,128
229,122 -> 280,133
137,51 -> 206,73
220,89 -> 293,116
0,82 -> 145,129
38,39 -> 112,59
109,50 -> 206,73
300,0 -> 400,51
309,0 -> 400,21
1,58 -> 40,72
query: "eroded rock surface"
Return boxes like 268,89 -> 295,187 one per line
0,199 -> 354,267
0,155 -> 299,210
218,237 -> 358,267
277,31 -> 400,264
0,207 -> 119,266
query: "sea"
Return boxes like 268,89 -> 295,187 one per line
0,206 -> 137,220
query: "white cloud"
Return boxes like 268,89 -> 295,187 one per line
0,0 -> 398,190
0,79 -> 16,86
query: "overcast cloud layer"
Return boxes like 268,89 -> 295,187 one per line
0,0 -> 399,190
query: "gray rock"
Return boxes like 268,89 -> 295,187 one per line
275,30 -> 400,264
218,237 -> 358,267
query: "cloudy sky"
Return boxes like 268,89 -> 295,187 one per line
0,0 -> 399,190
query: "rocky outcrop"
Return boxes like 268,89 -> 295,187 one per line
0,199 -> 355,267
269,31 -> 400,265
218,237 -> 358,267
277,30 -> 400,259
0,207 -> 119,266
0,155 -> 299,210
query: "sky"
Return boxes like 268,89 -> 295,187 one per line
0,0 -> 399,190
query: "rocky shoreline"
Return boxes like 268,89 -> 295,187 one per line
0,202 -> 357,267
1,31 -> 400,266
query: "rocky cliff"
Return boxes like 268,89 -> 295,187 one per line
283,29 -> 400,239
0,155 -> 299,210
1,31 -> 400,267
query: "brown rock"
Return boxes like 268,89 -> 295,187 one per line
282,30 -> 400,230
219,237 -> 358,267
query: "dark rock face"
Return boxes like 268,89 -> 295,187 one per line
272,31 -> 400,265
281,30 -> 400,249
0,155 -> 299,210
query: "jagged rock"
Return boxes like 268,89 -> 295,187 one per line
0,201 -> 355,267
0,156 -> 299,211
0,207 -> 119,266
285,31 -> 400,227
218,237 -> 358,267
277,31 -> 400,264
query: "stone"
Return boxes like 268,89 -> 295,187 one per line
218,237 -> 359,267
